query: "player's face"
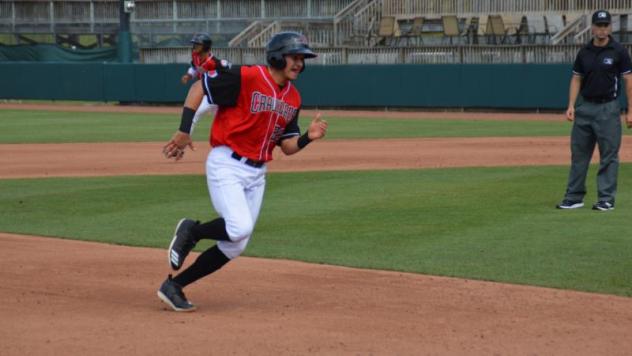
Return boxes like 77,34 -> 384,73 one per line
592,23 -> 611,40
192,44 -> 204,54
283,54 -> 305,81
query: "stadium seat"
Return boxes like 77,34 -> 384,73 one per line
502,15 -> 522,36
527,15 -> 547,43
411,17 -> 424,36
514,16 -> 530,44
486,15 -> 506,36
19,33 -> 55,44
485,15 -> 506,44
546,15 -> 564,35
0,34 -> 17,45
442,15 -> 460,44
378,16 -> 396,37
398,17 -> 424,46
377,16 -> 397,46
78,34 -> 98,48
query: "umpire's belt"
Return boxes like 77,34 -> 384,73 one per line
583,96 -> 616,104
231,152 -> 265,168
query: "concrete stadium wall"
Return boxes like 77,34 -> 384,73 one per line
0,63 -> 626,110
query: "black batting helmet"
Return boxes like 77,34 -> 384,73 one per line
190,33 -> 212,50
266,32 -> 317,71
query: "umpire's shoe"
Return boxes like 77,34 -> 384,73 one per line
556,199 -> 584,209
157,275 -> 196,312
592,200 -> 615,211
168,218 -> 199,270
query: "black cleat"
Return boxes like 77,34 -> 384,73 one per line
157,275 -> 196,312
556,199 -> 584,209
168,218 -> 198,270
592,201 -> 614,211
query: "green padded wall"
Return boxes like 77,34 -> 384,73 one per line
0,63 -> 626,110
294,64 -> 573,109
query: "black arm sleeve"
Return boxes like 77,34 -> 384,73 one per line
572,50 -> 584,75
619,47 -> 632,75
277,109 -> 301,145
201,65 -> 241,107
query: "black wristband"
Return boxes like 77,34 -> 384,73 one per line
297,132 -> 312,149
179,107 -> 196,134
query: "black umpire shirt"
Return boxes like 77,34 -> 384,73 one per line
573,35 -> 632,102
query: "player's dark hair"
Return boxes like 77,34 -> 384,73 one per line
266,32 -> 317,72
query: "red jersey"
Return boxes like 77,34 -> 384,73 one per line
190,51 -> 220,80
201,65 -> 302,162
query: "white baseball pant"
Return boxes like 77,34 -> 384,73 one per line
205,145 -> 266,259
190,97 -> 218,135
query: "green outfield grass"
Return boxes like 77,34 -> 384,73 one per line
1,165 -> 631,296
0,109 -> 587,143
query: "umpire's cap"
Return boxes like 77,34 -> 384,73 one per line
592,10 -> 612,25
190,33 -> 212,49
266,32 -> 317,70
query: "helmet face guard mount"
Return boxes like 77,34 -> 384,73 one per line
266,32 -> 317,72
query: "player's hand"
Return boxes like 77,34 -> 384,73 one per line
181,74 -> 192,85
307,113 -> 328,141
162,131 -> 195,161
626,112 -> 632,129
565,106 -> 575,122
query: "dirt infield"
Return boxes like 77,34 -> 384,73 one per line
3,102 -> 632,355
3,137 -> 632,178
2,233 -> 632,355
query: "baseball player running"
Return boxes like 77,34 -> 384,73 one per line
157,32 -> 328,312
181,33 -> 231,135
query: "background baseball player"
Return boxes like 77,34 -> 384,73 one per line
157,32 -> 328,312
180,33 -> 230,135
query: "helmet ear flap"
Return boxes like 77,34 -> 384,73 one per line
267,52 -> 286,70
268,53 -> 307,73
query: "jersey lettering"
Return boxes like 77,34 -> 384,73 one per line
250,92 -> 298,123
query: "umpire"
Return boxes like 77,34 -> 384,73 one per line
557,10 -> 632,211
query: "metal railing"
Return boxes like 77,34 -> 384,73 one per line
228,20 -> 266,47
382,0 -> 632,17
247,21 -> 282,47
1,0 -> 355,46
139,44 -> 632,65
1,0 -> 355,26
333,0 -> 382,46
229,20 -> 335,47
